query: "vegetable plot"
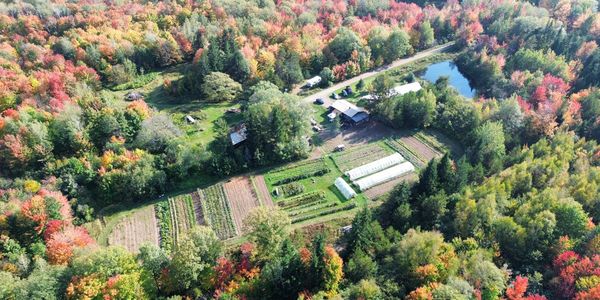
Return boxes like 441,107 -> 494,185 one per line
331,143 -> 392,171
223,177 -> 261,235
199,184 -> 237,239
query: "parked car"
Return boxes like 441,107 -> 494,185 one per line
334,144 -> 346,152
330,93 -> 340,99
314,98 -> 325,105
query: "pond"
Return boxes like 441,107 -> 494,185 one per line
420,60 -> 476,98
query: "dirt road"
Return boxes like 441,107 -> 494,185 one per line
300,42 -> 455,106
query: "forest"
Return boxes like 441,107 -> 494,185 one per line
2,0 -> 600,299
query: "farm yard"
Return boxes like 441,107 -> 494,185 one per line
93,127 -> 457,251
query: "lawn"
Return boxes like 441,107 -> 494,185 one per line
107,63 -> 242,147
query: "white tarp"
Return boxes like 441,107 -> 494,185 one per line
354,161 -> 415,191
334,177 -> 356,199
345,153 -> 405,181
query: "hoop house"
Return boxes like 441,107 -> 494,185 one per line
354,161 -> 415,191
334,177 -> 356,199
345,153 -> 405,181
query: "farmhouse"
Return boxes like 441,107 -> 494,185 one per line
327,99 -> 370,125
230,123 -> 247,146
304,76 -> 322,88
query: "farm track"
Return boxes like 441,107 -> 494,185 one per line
107,205 -> 160,253
224,177 -> 261,235
254,175 -> 274,206
190,191 -> 206,225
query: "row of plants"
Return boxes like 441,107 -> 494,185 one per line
266,159 -> 329,184
331,143 -> 390,171
386,139 -> 425,168
272,168 -> 330,186
154,202 -> 174,252
414,132 -> 447,155
281,182 -> 305,197
287,201 -> 338,218
278,192 -> 326,210
268,157 -> 327,174
291,202 -> 357,224
199,184 -> 237,239
168,197 -> 180,246
168,194 -> 197,246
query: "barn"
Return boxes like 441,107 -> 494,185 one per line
327,100 -> 370,125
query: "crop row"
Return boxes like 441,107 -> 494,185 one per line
269,158 -> 326,174
266,159 -> 329,183
168,194 -> 197,246
414,132 -> 446,154
386,140 -> 425,168
199,184 -> 237,239
154,201 -> 174,252
291,202 -> 357,224
287,201 -> 338,217
278,192 -> 325,210
272,168 -> 330,186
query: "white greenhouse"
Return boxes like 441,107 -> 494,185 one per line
345,153 -> 405,181
354,161 -> 415,191
334,177 -> 356,199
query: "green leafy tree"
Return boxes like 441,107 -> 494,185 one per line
471,121 -> 506,171
275,48 -> 304,89
328,27 -> 362,62
135,115 -> 182,153
168,226 -> 222,294
244,206 -> 291,262
419,21 -> 435,49
201,72 -> 242,102
385,29 -> 412,63
319,67 -> 334,87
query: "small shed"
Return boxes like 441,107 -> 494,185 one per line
185,115 -> 196,124
124,91 -> 144,101
229,124 -> 248,146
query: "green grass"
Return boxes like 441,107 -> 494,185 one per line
107,64 -> 242,147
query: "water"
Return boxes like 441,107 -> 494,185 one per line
420,61 -> 475,98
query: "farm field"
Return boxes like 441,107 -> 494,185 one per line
95,129 -> 457,251
224,177 -> 261,234
263,157 -> 362,224
198,184 -> 237,239
107,205 -> 160,253
331,142 -> 395,171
